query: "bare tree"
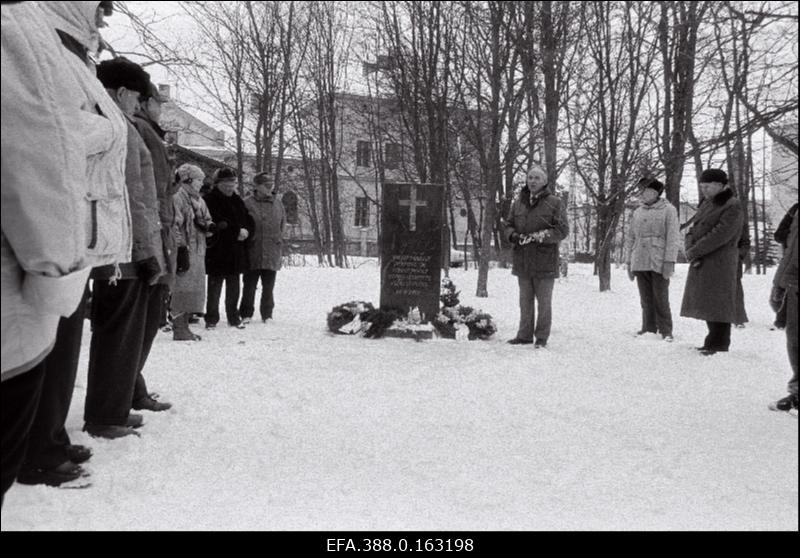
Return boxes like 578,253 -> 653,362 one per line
656,1 -> 711,208
451,1 -> 523,297
566,1 -> 660,291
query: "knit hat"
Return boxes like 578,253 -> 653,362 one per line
213,167 -> 237,184
699,168 -> 728,185
96,57 -> 150,96
637,177 -> 664,196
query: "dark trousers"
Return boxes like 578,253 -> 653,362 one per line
206,274 -> 242,326
634,271 -> 673,336
786,287 -> 798,396
84,278 -> 162,425
22,288 -> 88,472
516,276 -> 555,342
240,269 -> 277,320
133,284 -> 168,404
704,321 -> 732,351
1,364 -> 46,508
774,294 -> 788,328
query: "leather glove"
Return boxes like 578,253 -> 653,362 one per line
216,220 -> 229,231
661,262 -> 675,279
136,256 -> 162,285
509,232 -> 521,245
176,246 -> 190,275
770,286 -> 786,314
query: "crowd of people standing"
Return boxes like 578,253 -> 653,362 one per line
1,0 -> 795,516
1,1 -> 286,505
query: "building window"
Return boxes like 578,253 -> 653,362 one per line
282,191 -> 299,225
384,142 -> 401,170
356,140 -> 371,168
355,197 -> 369,227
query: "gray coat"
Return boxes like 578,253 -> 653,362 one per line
171,186 -> 212,314
133,112 -> 178,289
503,187 -> 569,279
245,194 -> 286,271
680,188 -> 744,323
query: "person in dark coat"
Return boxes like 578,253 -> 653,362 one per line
503,165 -> 569,348
84,57 -> 166,439
769,208 -> 798,411
240,172 -> 286,323
130,80 -> 175,413
680,169 -> 744,355
772,203 -> 798,330
203,168 -> 254,329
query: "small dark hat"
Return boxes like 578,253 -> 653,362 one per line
144,81 -> 168,103
214,167 -> 237,183
637,177 -> 664,196
699,168 -> 728,185
96,57 -> 150,96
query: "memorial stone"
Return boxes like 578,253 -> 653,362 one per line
380,182 -> 443,324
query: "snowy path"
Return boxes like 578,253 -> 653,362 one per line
1,263 -> 796,530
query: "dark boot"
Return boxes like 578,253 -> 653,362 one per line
172,313 -> 201,341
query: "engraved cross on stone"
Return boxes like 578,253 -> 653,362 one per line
398,185 -> 427,232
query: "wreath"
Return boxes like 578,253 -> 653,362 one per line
326,301 -> 375,334
326,280 -> 495,341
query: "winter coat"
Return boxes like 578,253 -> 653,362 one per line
625,199 -> 680,274
774,210 -> 798,292
774,203 -> 798,250
503,186 -> 569,279
203,187 -> 255,276
245,193 -> 286,272
172,185 -> 212,313
44,1 -> 132,271
92,118 -> 165,283
680,188 -> 744,323
133,111 -> 178,289
1,3 -> 92,379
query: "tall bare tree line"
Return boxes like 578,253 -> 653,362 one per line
117,0 -> 797,291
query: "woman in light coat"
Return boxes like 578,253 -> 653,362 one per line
171,164 -> 214,340
625,178 -> 680,341
240,172 -> 286,323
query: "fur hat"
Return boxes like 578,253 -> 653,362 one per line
96,57 -> 150,96
175,163 -> 204,184
699,168 -> 728,185
213,167 -> 237,184
637,177 -> 665,196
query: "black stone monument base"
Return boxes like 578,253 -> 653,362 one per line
382,324 -> 435,340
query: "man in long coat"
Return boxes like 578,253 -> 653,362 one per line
680,169 -> 744,355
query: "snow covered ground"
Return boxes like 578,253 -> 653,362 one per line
1,262 -> 797,531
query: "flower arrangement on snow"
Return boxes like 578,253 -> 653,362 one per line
432,279 -> 497,340
326,301 -> 405,338
326,279 -> 496,341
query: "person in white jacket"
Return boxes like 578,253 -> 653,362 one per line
1,1 -> 97,506
625,177 -> 680,341
16,0 -> 132,490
